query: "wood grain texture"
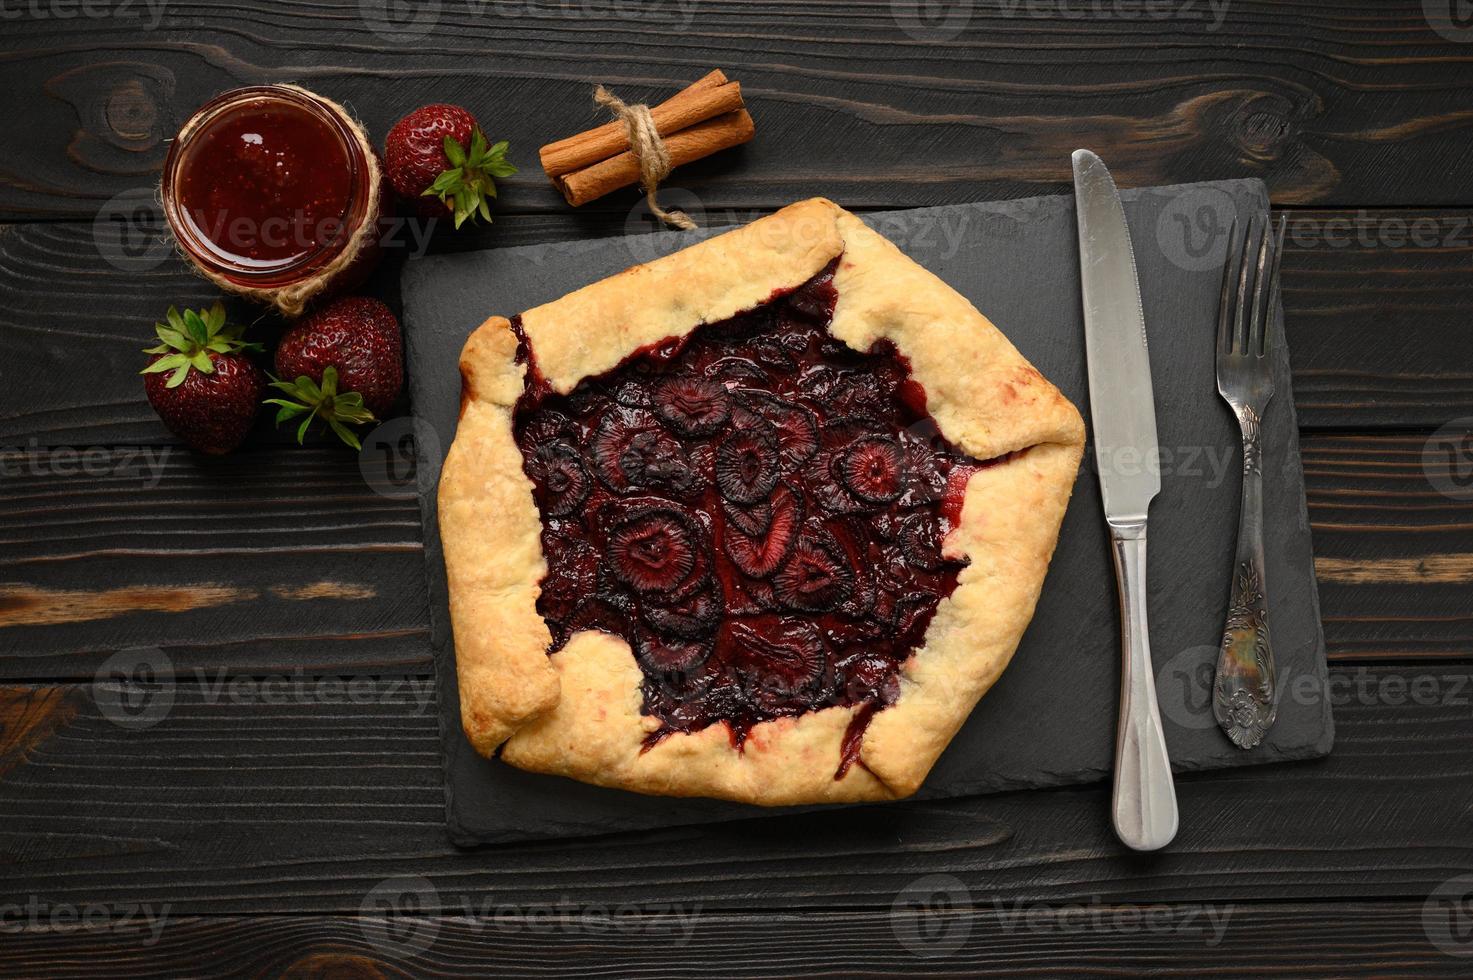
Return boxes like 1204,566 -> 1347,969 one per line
0,664 -> 1469,912
1,0 -> 1472,216
0,3 -> 1469,968
3,208 -> 1469,446
0,432 -> 1463,677
1304,433 -> 1473,661
0,686 -> 80,777
0,904 -> 1467,977
1283,210 -> 1473,428
0,446 -> 430,677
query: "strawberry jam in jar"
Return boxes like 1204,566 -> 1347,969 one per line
162,85 -> 382,314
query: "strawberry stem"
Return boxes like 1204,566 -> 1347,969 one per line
264,366 -> 377,450
421,128 -> 518,229
140,302 -> 262,388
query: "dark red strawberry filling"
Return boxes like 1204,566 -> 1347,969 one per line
512,262 -> 982,774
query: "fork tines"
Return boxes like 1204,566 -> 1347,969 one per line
1217,213 -> 1288,359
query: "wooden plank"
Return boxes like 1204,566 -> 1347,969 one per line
0,217 -> 591,446
1,1 -> 1472,216
1283,210 -> 1473,428
3,208 -> 1469,445
1304,433 -> 1473,661
0,220 -> 368,447
0,432 -> 1465,679
0,446 -> 430,677
0,904 -> 1466,977
1,665 -> 1470,913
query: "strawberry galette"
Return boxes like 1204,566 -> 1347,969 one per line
439,198 -> 1084,805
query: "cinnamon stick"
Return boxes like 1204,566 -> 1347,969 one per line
539,70 -> 755,208
555,109 -> 755,207
540,70 -> 740,179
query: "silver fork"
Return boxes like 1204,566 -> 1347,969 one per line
1213,213 -> 1286,749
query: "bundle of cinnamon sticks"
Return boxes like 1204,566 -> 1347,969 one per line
539,70 -> 755,207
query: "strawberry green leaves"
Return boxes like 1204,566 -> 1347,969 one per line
140,302 -> 263,388
423,129 -> 517,229
265,366 -> 377,449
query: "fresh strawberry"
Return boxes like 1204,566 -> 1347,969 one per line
140,303 -> 265,455
267,296 -> 402,448
383,103 -> 517,228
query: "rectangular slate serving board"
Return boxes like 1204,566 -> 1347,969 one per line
402,178 -> 1333,847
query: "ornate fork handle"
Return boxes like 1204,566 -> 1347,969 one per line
1214,405 -> 1277,748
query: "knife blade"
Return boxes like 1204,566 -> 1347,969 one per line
1072,148 -> 1179,852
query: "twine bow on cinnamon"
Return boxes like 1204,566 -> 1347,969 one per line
591,84 -> 696,230
539,70 -> 756,227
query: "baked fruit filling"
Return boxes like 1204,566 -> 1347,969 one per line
512,261 -> 983,765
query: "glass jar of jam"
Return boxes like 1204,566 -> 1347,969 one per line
162,85 -> 383,314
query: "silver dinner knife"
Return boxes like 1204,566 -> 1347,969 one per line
1071,149 -> 1179,852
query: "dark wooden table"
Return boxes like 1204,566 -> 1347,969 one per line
3,1 -> 1472,975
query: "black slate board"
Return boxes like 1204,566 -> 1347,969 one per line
401,179 -> 1333,847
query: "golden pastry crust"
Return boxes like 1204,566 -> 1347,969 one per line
439,198 -> 1084,804
438,322 -> 558,756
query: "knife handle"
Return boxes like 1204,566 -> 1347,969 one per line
1107,520 -> 1179,852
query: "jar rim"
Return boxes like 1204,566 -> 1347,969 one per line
161,85 -> 372,287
